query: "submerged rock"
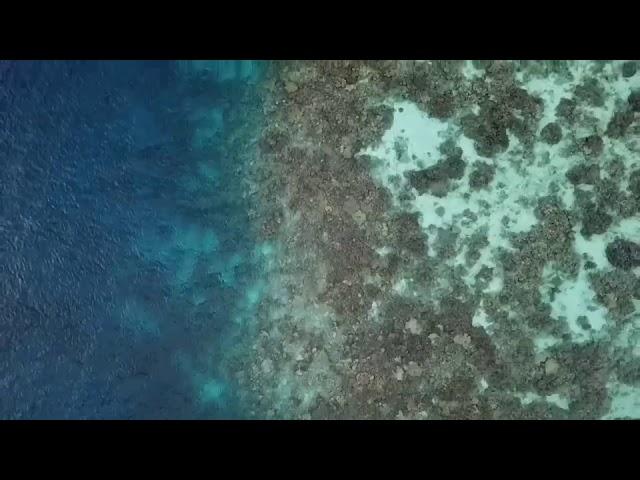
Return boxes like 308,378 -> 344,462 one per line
605,239 -> 640,270
469,162 -> 496,189
566,163 -> 600,185
605,110 -> 635,138
590,269 -> 638,318
629,170 -> 640,197
575,78 -> 606,107
556,98 -> 577,122
405,153 -> 466,196
540,122 -> 562,145
581,135 -> 604,157
622,61 -> 637,78
581,203 -> 612,237
629,90 -> 640,112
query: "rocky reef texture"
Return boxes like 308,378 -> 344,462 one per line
224,61 -> 640,419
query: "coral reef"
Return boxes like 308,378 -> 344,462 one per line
226,60 -> 640,420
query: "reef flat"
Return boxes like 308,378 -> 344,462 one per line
224,61 -> 640,419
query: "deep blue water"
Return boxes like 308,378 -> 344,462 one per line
0,60 -> 261,419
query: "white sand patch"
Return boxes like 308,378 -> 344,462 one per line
375,246 -> 394,256
368,300 -> 382,324
461,60 -> 483,81
392,277 -> 414,296
603,382 -> 640,419
517,391 -> 570,410
479,377 -> 489,392
471,304 -> 493,331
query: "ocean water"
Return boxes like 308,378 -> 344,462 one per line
2,60 -> 640,419
0,60 -> 264,419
